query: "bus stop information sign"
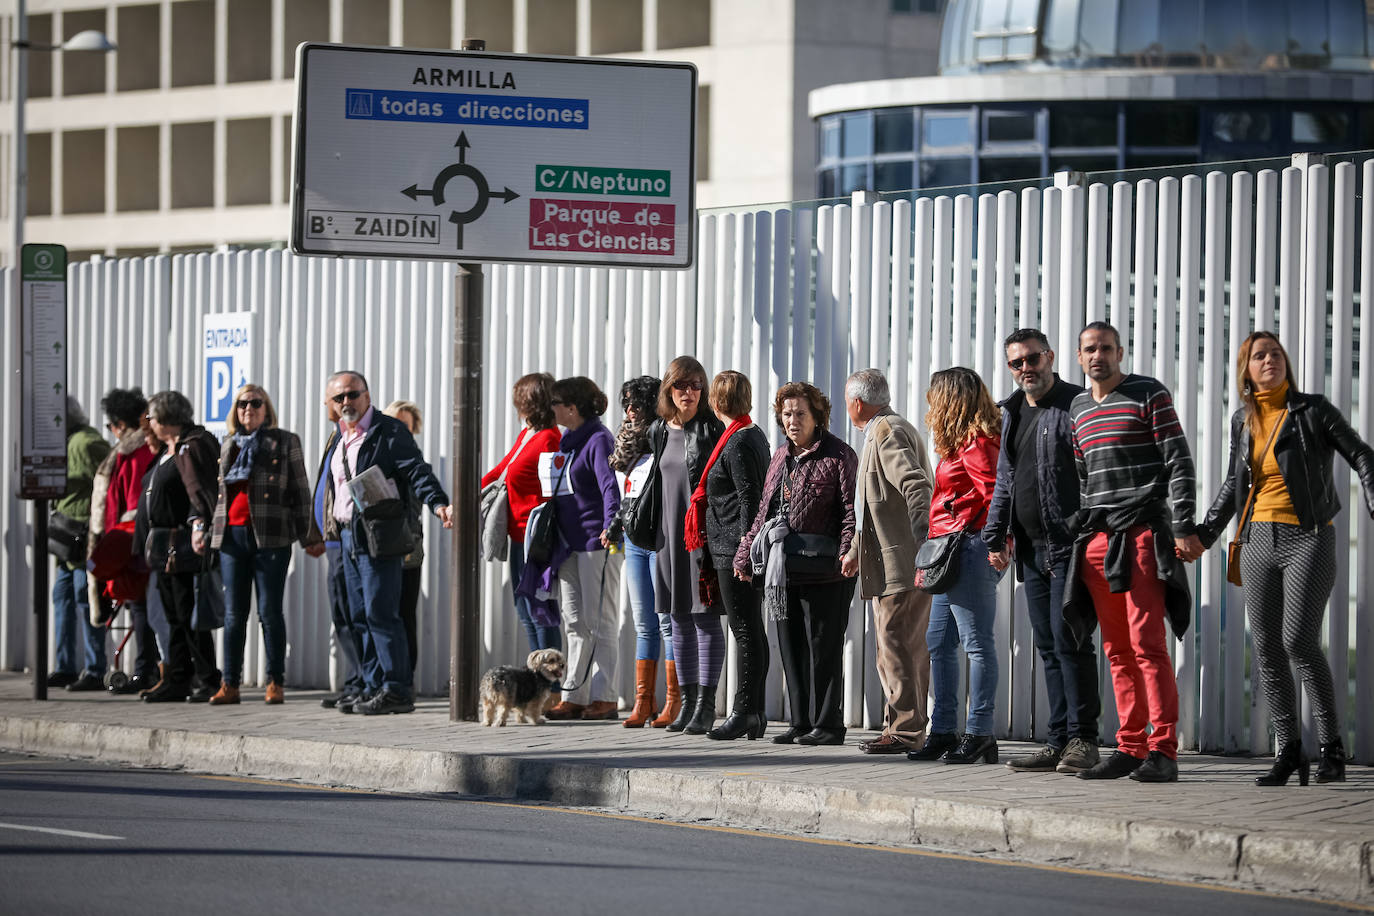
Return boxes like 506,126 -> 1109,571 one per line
290,43 -> 696,268
19,243 -> 68,500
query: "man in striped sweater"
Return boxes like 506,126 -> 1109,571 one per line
1063,322 -> 1202,784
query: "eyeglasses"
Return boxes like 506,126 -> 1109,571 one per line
1007,351 -> 1047,371
672,379 -> 704,392
237,398 -> 264,410
330,390 -> 364,404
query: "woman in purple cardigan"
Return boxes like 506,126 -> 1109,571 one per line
735,382 -> 858,746
545,376 -> 623,721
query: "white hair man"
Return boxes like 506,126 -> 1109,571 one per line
841,369 -> 935,755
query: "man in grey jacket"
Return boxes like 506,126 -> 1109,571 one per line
841,369 -> 935,755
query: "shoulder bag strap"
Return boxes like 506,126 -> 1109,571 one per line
498,429 -> 535,487
1235,409 -> 1287,540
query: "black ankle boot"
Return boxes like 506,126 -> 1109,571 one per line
1255,739 -> 1309,786
1316,737 -> 1346,783
942,733 -> 998,765
666,684 -> 699,733
906,732 -> 958,761
707,711 -> 765,741
683,683 -> 717,735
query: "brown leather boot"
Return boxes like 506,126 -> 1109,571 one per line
582,700 -> 619,720
545,700 -> 586,720
623,659 -> 657,728
651,659 -> 681,728
264,679 -> 284,705
208,683 -> 240,705
138,664 -> 166,698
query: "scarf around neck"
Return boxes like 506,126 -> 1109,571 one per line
224,428 -> 262,484
683,414 -> 751,553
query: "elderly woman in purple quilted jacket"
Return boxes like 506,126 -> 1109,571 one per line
735,382 -> 858,747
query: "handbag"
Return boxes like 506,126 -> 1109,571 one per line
779,476 -> 840,576
192,565 -> 225,631
145,525 -> 205,574
525,455 -> 569,567
622,457 -> 661,550
47,509 -> 88,564
1227,409 -> 1287,587
340,446 -> 413,558
914,530 -> 968,594
480,431 -> 535,563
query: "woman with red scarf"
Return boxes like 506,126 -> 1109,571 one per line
682,371 -> 771,740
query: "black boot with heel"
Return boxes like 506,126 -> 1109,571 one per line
942,733 -> 999,765
1255,739 -> 1309,786
1316,737 -> 1346,784
665,684 -> 699,733
684,683 -> 718,735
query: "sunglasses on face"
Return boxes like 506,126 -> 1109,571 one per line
237,398 -> 264,410
330,390 -> 364,404
1007,351 -> 1047,371
672,379 -> 704,392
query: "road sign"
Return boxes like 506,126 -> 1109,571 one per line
290,43 -> 696,268
19,243 -> 68,500
202,312 -> 254,436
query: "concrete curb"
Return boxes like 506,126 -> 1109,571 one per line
2,715 -> 1368,905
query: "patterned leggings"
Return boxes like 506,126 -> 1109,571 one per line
1239,522 -> 1341,747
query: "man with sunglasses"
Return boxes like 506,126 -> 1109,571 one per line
319,370 -> 453,715
983,328 -> 1102,775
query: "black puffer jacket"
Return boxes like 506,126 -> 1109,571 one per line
1197,389 -> 1374,547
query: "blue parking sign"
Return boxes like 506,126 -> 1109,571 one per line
202,312 -> 254,435
206,357 -> 234,424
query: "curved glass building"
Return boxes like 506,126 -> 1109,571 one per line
812,0 -> 1374,196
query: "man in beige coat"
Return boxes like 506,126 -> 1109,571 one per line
841,369 -> 935,755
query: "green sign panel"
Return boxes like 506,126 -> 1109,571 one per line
22,243 -> 67,282
535,164 -> 671,198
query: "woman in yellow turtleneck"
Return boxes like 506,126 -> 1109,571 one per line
1197,331 -> 1374,788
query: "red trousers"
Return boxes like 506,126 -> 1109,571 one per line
1080,526 -> 1179,759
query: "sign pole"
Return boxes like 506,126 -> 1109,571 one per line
33,507 -> 48,699
449,37 -> 486,723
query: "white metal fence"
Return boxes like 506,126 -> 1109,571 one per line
2,151 -> 1370,759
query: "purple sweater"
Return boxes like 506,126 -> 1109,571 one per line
554,417 -> 621,552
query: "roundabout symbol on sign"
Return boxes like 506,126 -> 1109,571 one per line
401,131 -> 520,250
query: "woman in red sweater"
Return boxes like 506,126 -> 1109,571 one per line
483,372 -> 563,652
908,367 -> 1004,766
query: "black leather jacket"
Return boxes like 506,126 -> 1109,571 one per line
1198,389 -> 1374,547
647,411 -> 726,491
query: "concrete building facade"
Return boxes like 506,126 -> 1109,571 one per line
2,0 -> 945,263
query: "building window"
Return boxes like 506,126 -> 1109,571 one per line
589,0 -> 643,54
27,132 -> 52,216
1211,110 -> 1272,145
842,113 -> 873,158
172,122 -> 215,209
171,0 -> 215,88
63,8 -> 108,95
973,0 -> 1039,62
874,160 -> 914,192
921,158 -> 972,189
116,125 -> 160,212
1293,111 -> 1350,145
402,0 -> 452,49
527,0 -> 576,54
923,111 -> 974,150
658,0 -> 709,49
284,0 -> 330,79
117,5 -> 162,91
63,129 -> 106,215
875,109 -> 915,154
1051,104 -> 1116,148
984,109 -> 1038,145
1126,103 -> 1198,147
227,118 -> 272,206
696,85 -> 710,181
341,0 -> 389,44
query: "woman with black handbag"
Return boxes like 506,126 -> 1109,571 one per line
140,390 -> 223,704
1194,331 -> 1374,785
907,368 -> 1003,765
734,382 -> 858,747
543,376 -> 622,721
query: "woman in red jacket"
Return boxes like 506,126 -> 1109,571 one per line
482,372 -> 562,652
907,367 -> 1004,766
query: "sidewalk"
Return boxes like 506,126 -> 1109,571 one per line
0,672 -> 1368,905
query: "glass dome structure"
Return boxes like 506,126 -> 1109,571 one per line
939,0 -> 1374,74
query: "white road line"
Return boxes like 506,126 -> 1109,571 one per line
0,821 -> 124,841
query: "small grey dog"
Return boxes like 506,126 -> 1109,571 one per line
478,649 -> 566,726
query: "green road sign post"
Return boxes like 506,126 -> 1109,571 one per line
20,242 -> 68,700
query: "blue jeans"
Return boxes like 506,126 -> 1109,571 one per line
1020,542 -> 1100,746
339,527 -> 411,697
219,525 -> 291,685
325,542 -> 365,690
53,564 -> 104,676
625,541 -> 672,661
509,539 -> 561,652
928,536 -> 1002,736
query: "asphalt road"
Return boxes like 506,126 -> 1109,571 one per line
0,752 -> 1363,916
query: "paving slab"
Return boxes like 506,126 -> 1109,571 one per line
0,673 -> 1369,905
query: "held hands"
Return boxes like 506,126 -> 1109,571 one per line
734,568 -> 752,582
435,505 -> 454,529
305,543 -> 326,558
191,525 -> 207,555
988,547 -> 1011,572
840,553 -> 859,578
1175,534 -> 1205,562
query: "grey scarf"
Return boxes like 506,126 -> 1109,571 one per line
749,514 -> 791,622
